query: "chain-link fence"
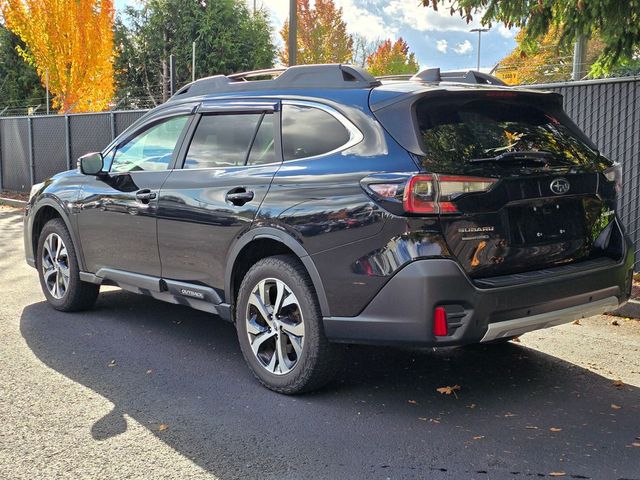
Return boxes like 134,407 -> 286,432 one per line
0,110 -> 146,192
528,77 -> 640,268
0,77 -> 638,265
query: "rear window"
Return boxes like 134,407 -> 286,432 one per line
282,104 -> 350,160
415,97 -> 602,175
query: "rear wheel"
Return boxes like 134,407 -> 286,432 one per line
236,255 -> 340,394
36,219 -> 99,311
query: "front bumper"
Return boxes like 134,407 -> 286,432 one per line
323,249 -> 634,347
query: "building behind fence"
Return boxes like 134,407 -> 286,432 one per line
0,77 -> 638,266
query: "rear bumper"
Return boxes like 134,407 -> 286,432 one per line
323,249 -> 634,347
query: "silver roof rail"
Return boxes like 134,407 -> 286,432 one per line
170,64 -> 381,101
410,68 -> 507,86
227,68 -> 287,81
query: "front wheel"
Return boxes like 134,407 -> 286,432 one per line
36,218 -> 99,311
236,255 -> 340,394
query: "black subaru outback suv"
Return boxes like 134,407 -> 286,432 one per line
25,64 -> 634,393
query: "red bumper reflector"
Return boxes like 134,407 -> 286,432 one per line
433,307 -> 448,336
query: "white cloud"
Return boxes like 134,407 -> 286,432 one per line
497,24 -> 516,38
436,39 -> 448,53
263,0 -> 395,42
383,0 -> 482,33
337,0 -> 397,41
453,40 -> 473,55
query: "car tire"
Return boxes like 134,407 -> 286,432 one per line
36,218 -> 100,312
236,255 -> 341,394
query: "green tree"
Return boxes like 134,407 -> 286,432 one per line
422,0 -> 640,74
279,0 -> 353,65
115,0 -> 275,106
0,24 -> 46,113
496,26 -> 640,84
366,38 -> 419,76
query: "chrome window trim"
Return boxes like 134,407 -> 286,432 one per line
281,100 -> 363,161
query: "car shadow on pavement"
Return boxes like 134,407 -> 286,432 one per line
20,290 -> 640,480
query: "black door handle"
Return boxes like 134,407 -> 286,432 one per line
226,188 -> 254,206
136,189 -> 157,202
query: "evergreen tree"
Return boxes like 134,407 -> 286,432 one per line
0,25 -> 46,113
115,0 -> 276,106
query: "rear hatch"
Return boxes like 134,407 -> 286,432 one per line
372,87 -> 619,278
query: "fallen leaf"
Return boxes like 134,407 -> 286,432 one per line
473,435 -> 485,440
146,369 -> 153,374
107,360 -> 116,368
612,380 -> 625,389
158,424 -> 169,432
504,412 -> 516,417
549,427 -> 562,432
418,417 -> 428,421
430,418 -> 441,424
572,319 -> 581,325
466,403 -> 476,409
525,425 -> 539,430
611,404 -> 622,410
631,442 -> 640,448
436,385 -> 461,397
408,400 -> 418,405
549,473 -> 566,477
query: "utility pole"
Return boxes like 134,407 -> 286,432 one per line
572,36 -> 588,80
288,0 -> 297,66
45,69 -> 49,115
192,41 -> 196,82
162,30 -> 169,102
169,54 -> 176,97
470,28 -> 489,71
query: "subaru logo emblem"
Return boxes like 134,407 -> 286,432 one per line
550,178 -> 570,195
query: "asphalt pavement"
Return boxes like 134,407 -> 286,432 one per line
0,206 -> 638,480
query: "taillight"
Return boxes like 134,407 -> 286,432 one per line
403,174 -> 497,214
604,163 -> 622,194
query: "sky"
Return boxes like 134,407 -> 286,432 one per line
114,0 -> 518,71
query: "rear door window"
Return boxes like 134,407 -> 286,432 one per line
281,104 -> 350,160
184,114 -> 262,169
247,114 -> 276,166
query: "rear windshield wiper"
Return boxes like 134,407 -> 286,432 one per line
470,151 -> 556,164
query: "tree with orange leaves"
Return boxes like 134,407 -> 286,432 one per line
366,38 -> 419,76
279,0 -> 353,66
2,0 -> 115,112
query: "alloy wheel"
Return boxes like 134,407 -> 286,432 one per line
41,233 -> 70,299
245,278 -> 305,375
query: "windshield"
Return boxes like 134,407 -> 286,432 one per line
415,97 -> 607,175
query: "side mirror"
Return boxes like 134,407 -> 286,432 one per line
78,152 -> 104,176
